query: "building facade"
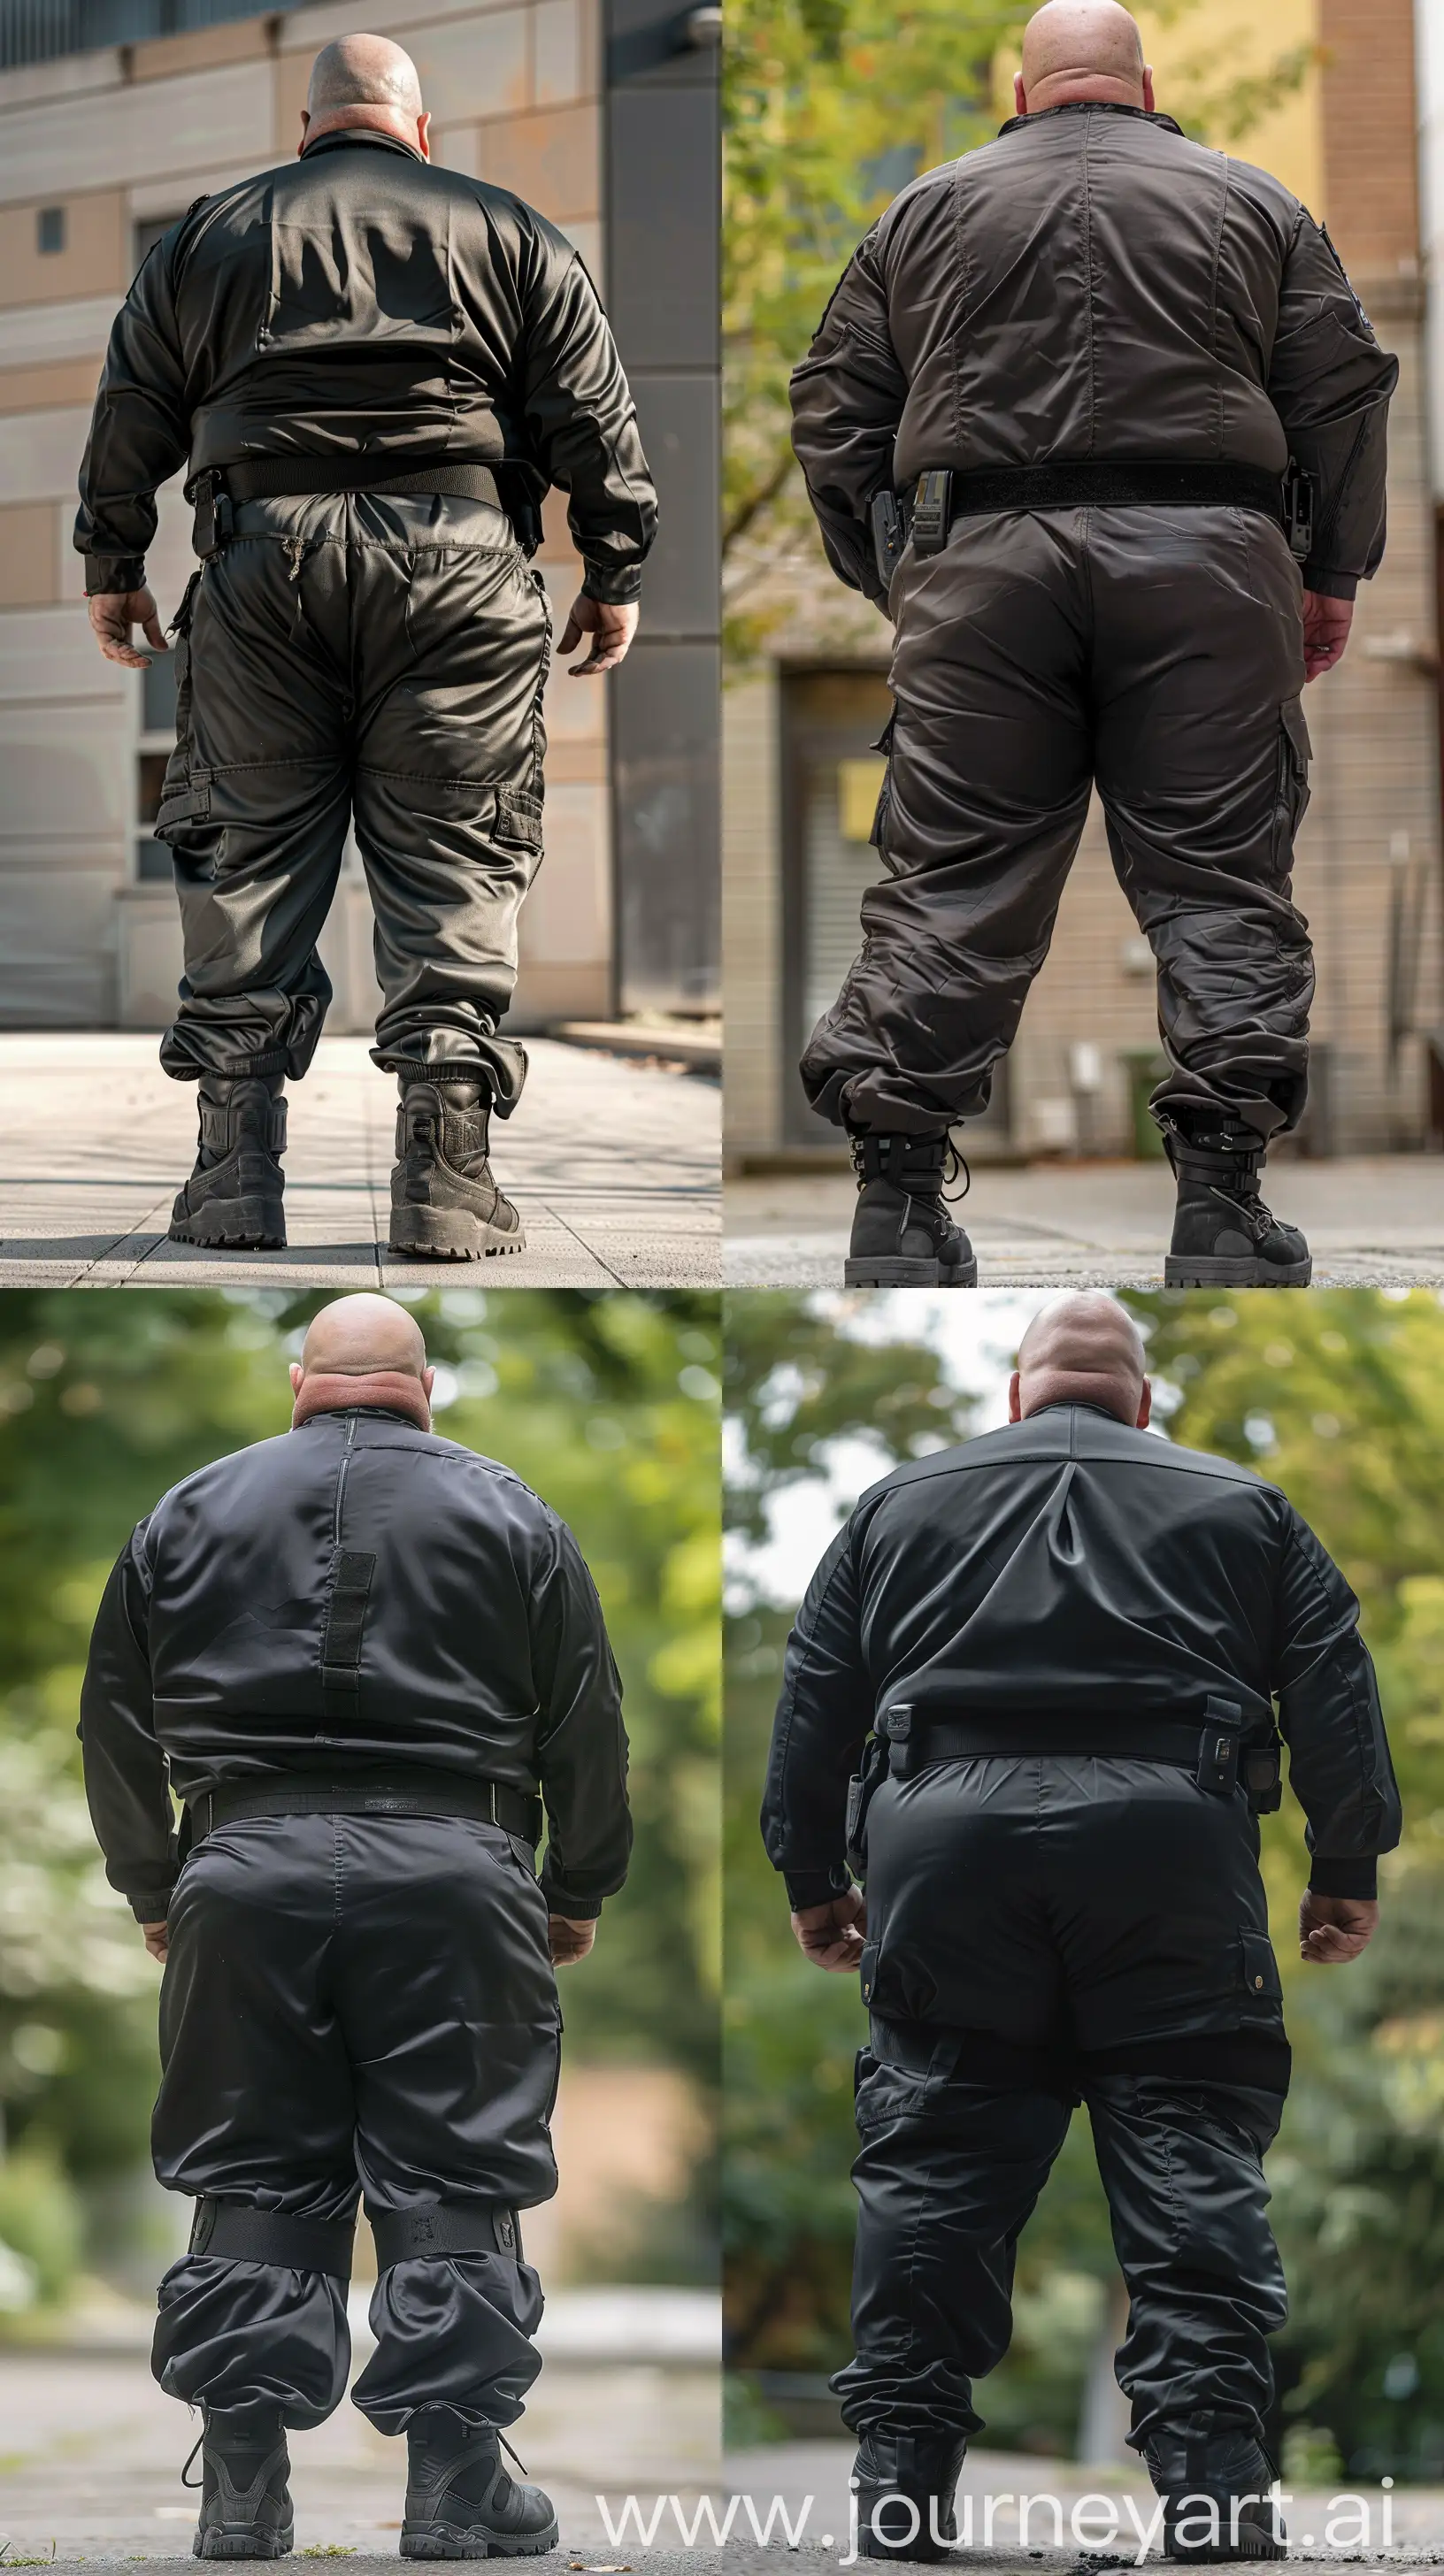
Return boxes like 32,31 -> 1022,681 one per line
0,0 -> 718,1035
724,0 -> 1444,1165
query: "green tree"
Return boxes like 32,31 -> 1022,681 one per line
0,1289 -> 719,2296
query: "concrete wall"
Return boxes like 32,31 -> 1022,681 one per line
0,0 -> 612,1033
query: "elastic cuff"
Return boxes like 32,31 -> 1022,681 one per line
1301,566 -> 1358,602
580,565 -> 643,607
84,558 -> 147,596
540,1888 -> 603,1920
128,1889 -> 176,1922
785,1867 -> 852,1911
1309,1855 -> 1378,1899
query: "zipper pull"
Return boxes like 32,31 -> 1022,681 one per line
282,536 -> 306,583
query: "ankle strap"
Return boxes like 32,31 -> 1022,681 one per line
849,1131 -> 952,1185
1161,1118 -> 1264,1181
198,1089 -> 287,1155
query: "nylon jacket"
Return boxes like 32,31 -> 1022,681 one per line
80,1406 -> 632,1924
764,1402 -> 1400,1906
75,129 -> 657,604
790,102 -> 1397,609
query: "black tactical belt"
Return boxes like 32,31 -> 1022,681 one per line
188,456 -> 505,558
187,1768 -> 543,1845
189,2197 -> 356,2280
880,1701 -> 1257,1800
371,2200 -> 523,2270
872,456 -> 1314,583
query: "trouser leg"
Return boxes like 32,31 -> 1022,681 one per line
331,1816 -> 561,2434
150,1817 -> 357,2428
154,505 -> 353,1085
351,494 -> 553,1117
800,511 -> 1093,1134
833,2038 -> 1073,2440
1087,2075 -> 1288,2448
1090,506 -> 1313,1141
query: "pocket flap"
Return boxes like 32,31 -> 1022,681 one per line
858,1940 -> 879,2007
1281,695 -> 1312,770
156,781 -> 211,830
1240,1929 -> 1282,2002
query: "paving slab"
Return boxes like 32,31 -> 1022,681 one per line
0,1037 -> 721,1292
725,1159 -> 1444,1288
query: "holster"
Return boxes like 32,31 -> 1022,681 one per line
869,487 -> 906,589
1283,457 -> 1314,564
845,1731 -> 892,1876
189,469 -> 234,563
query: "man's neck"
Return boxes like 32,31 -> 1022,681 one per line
293,1372 -> 431,1432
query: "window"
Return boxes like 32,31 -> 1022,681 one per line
36,205 -> 65,254
133,215 -> 182,271
135,648 -> 179,882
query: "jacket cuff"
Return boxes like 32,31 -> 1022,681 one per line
85,557 -> 148,596
1301,566 -> 1357,602
127,1886 -> 176,1922
1309,1854 -> 1379,1899
785,1866 -> 853,1911
580,564 -> 643,607
540,1882 -> 604,1920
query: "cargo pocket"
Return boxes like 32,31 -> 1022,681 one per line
1271,695 -> 1312,877
1240,1928 -> 1283,2010
155,575 -> 210,848
867,709 -> 902,878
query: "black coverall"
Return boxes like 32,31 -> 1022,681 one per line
788,104 -> 1398,1144
762,1403 -> 1400,2448
79,1405 -> 631,2434
75,133 -> 657,1115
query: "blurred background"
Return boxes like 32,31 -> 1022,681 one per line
0,1285 -> 720,2550
724,1290 -> 1444,2498
724,0 -> 1444,1174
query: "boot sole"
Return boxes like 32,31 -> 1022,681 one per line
1163,1255 -> 1310,1288
399,2518 -> 559,2559
170,1200 -> 286,1252
194,2524 -> 294,2559
388,1209 -> 526,1261
843,1257 -> 978,1288
1164,2544 -> 1286,2563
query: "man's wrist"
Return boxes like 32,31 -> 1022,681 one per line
580,566 -> 643,608
1302,566 -> 1357,602
784,1865 -> 853,1911
1308,1854 -> 1378,1899
541,1887 -> 603,1920
127,1887 -> 175,1921
85,559 -> 148,597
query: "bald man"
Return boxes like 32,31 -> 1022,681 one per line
80,1293 -> 631,2556
763,1295 -> 1400,2559
76,37 -> 657,1261
791,0 -> 1396,1292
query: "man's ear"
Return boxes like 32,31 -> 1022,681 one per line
1013,70 -> 1027,117
421,1366 -> 435,1399
416,108 -> 432,161
289,1362 -> 303,1396
297,107 -> 311,156
1137,1377 -> 1153,1430
1141,65 -> 1156,111
1008,1369 -> 1023,1422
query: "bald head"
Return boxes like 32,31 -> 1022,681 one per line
301,34 -> 430,157
290,1294 -> 434,1430
1016,1 -> 1152,116
1010,1293 -> 1150,1428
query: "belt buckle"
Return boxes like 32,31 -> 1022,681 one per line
1197,1729 -> 1240,1797
910,469 -> 952,558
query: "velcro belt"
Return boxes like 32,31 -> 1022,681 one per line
879,1704 -> 1245,1797
188,1769 -> 543,1845
189,2196 -> 355,2279
910,459 -> 1287,556
203,456 -> 503,505
371,2201 -> 522,2269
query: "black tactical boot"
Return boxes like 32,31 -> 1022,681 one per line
1162,1118 -> 1310,1287
851,2429 -> 970,2560
844,1131 -> 978,1287
186,2404 -> 294,2559
1142,2417 -> 1286,2562
169,1075 -> 287,1251
388,1078 -> 526,1262
400,2410 -> 558,2559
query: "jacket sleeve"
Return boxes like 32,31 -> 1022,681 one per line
77,1520 -> 180,1920
519,232 -> 657,606
530,1514 -> 633,1916
1271,1504 -> 1402,1898
1267,210 -> 1399,601
788,226 -> 908,610
761,1521 -> 875,1908
74,235 -> 191,597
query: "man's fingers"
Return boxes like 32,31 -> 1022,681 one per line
142,610 -> 167,651
557,611 -> 584,656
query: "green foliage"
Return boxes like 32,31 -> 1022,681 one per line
0,1290 -> 719,2286
0,2151 -> 83,2307
725,1288 -> 1444,2471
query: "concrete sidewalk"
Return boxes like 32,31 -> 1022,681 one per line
725,1157 -> 1444,1287
0,1036 -> 720,1290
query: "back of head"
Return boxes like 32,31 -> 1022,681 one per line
1014,1292 -> 1148,1426
303,33 -> 426,148
292,1292 -> 433,1429
1018,0 -> 1148,111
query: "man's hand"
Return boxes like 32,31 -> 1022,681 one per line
1299,1890 -> 1378,1964
1302,591 -> 1354,684
791,1886 -> 867,1974
558,594 -> 638,677
88,587 -> 166,670
142,1920 -> 170,1965
549,1913 -> 596,1966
